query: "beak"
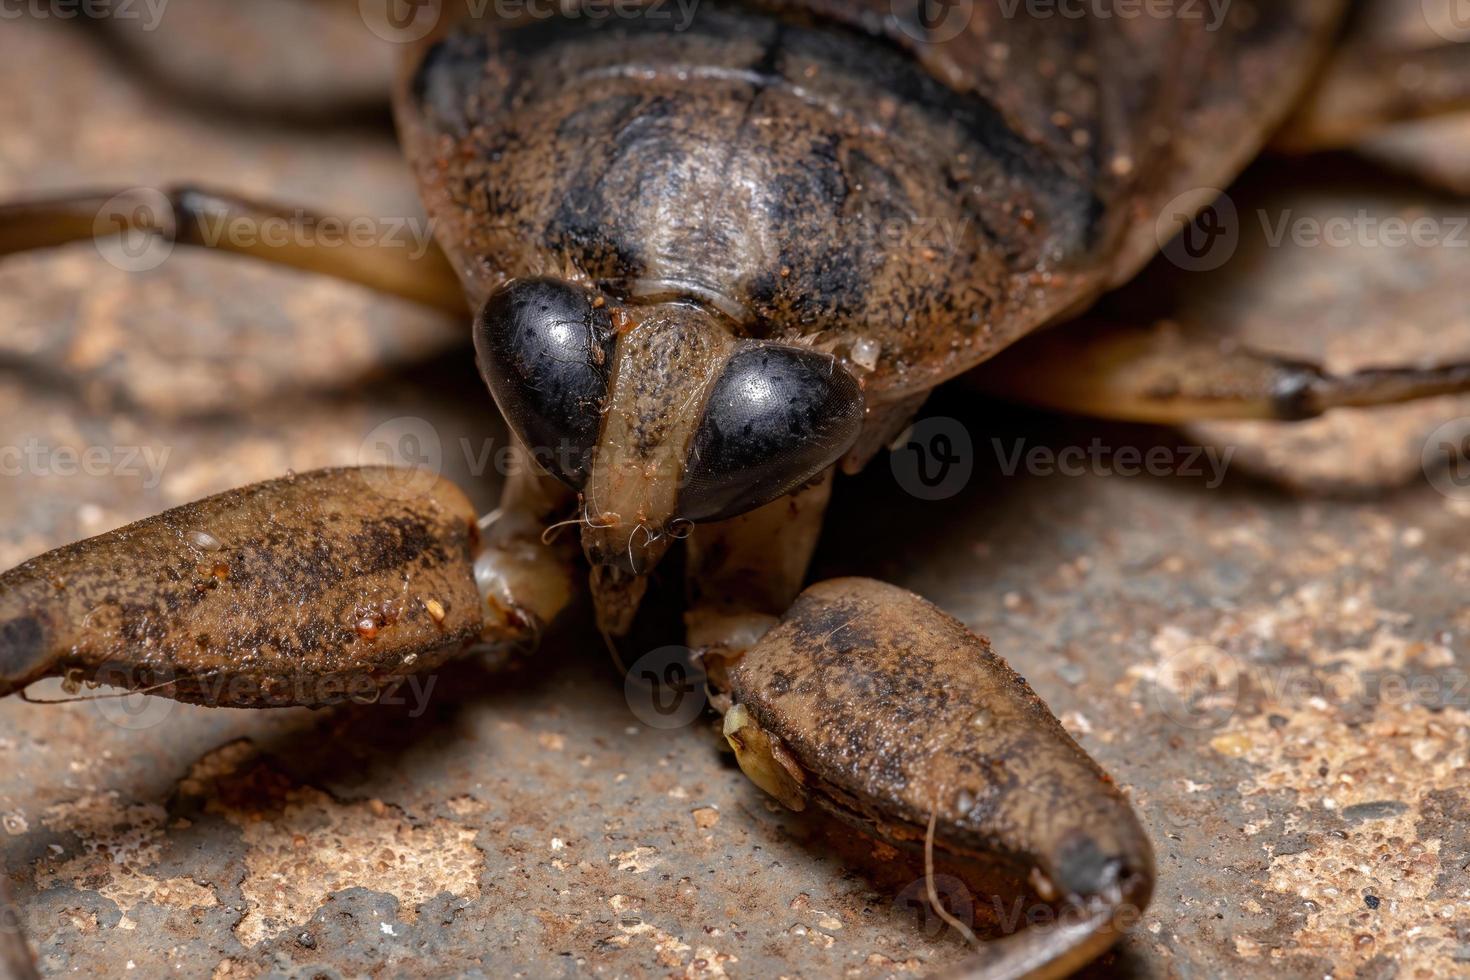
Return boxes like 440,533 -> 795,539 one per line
588,561 -> 652,638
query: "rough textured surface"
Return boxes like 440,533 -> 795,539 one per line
3,7 -> 1470,980
7,388 -> 1470,977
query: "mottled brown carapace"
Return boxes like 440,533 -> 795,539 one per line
395,0 -> 1341,405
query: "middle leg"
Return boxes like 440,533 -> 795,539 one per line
0,186 -> 467,315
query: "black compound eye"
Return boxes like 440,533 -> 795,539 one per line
680,343 -> 865,524
474,277 -> 616,488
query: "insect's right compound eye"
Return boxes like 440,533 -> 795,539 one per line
677,342 -> 865,524
474,277 -> 617,488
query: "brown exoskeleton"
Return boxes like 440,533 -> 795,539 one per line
3,1 -> 1470,976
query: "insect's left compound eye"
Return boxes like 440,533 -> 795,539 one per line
678,343 -> 865,524
474,277 -> 617,488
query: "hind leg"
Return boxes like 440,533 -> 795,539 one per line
970,317 -> 1470,425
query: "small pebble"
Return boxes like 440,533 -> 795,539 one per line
1210,732 -> 1252,757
